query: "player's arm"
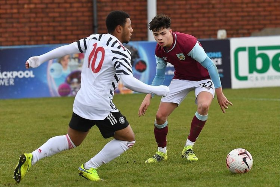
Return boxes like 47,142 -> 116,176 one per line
120,74 -> 169,97
26,42 -> 81,69
114,52 -> 169,96
146,56 -> 167,98
138,56 -> 167,116
187,42 -> 221,88
151,56 -> 167,85
188,42 -> 232,112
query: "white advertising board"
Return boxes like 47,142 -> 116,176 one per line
230,36 -> 280,89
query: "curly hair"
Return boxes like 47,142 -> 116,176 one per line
149,14 -> 171,32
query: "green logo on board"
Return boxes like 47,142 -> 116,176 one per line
234,46 -> 280,80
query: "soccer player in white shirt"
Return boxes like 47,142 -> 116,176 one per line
13,11 -> 169,183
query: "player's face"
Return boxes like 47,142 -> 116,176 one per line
121,18 -> 133,44
153,28 -> 173,47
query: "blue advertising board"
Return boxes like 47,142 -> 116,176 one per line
0,39 -> 231,99
0,45 -> 83,99
200,39 -> 231,89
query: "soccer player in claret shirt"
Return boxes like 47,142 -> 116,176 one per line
138,14 -> 232,163
13,11 -> 169,183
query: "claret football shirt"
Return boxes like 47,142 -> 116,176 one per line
155,32 -> 210,81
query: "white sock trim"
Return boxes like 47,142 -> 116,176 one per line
66,134 -> 76,149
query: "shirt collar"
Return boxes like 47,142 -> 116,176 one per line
163,32 -> 177,53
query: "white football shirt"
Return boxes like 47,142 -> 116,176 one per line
73,34 -> 132,120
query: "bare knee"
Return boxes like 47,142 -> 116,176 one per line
155,113 -> 167,125
125,133 -> 135,142
114,133 -> 135,142
197,103 -> 210,115
114,125 -> 135,142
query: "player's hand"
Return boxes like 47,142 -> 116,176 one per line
153,85 -> 169,96
217,93 -> 233,113
215,87 -> 233,113
26,56 -> 41,69
138,94 -> 151,116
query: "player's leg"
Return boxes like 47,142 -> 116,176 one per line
155,102 -> 177,152
79,112 -> 135,181
31,112 -> 91,163
146,79 -> 190,163
182,79 -> 214,161
145,102 -> 177,163
14,112 -> 90,183
188,91 -> 213,143
113,123 -> 135,141
82,126 -> 135,169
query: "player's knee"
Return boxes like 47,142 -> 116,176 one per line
127,134 -> 135,142
198,103 -> 210,113
124,128 -> 135,141
155,113 -> 167,123
114,131 -> 135,142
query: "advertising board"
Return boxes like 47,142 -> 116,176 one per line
230,36 -> 280,89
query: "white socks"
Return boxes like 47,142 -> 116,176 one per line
186,139 -> 195,146
31,134 -> 76,165
30,135 -> 135,170
157,139 -> 194,154
84,139 -> 135,169
158,147 -> 167,154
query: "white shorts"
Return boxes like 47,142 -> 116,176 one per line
161,79 -> 215,105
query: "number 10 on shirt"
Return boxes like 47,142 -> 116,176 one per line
88,43 -> 105,73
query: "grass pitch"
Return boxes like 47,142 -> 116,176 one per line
0,87 -> 279,187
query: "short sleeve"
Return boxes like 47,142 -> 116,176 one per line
181,34 -> 197,54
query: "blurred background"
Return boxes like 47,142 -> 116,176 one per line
0,0 -> 279,46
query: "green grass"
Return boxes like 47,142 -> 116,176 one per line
0,87 -> 279,187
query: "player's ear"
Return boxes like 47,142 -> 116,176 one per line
115,25 -> 122,34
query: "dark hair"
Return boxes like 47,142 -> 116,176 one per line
106,11 -> 130,33
149,14 -> 171,32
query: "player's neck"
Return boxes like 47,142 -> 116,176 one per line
109,32 -> 123,43
163,37 -> 174,51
